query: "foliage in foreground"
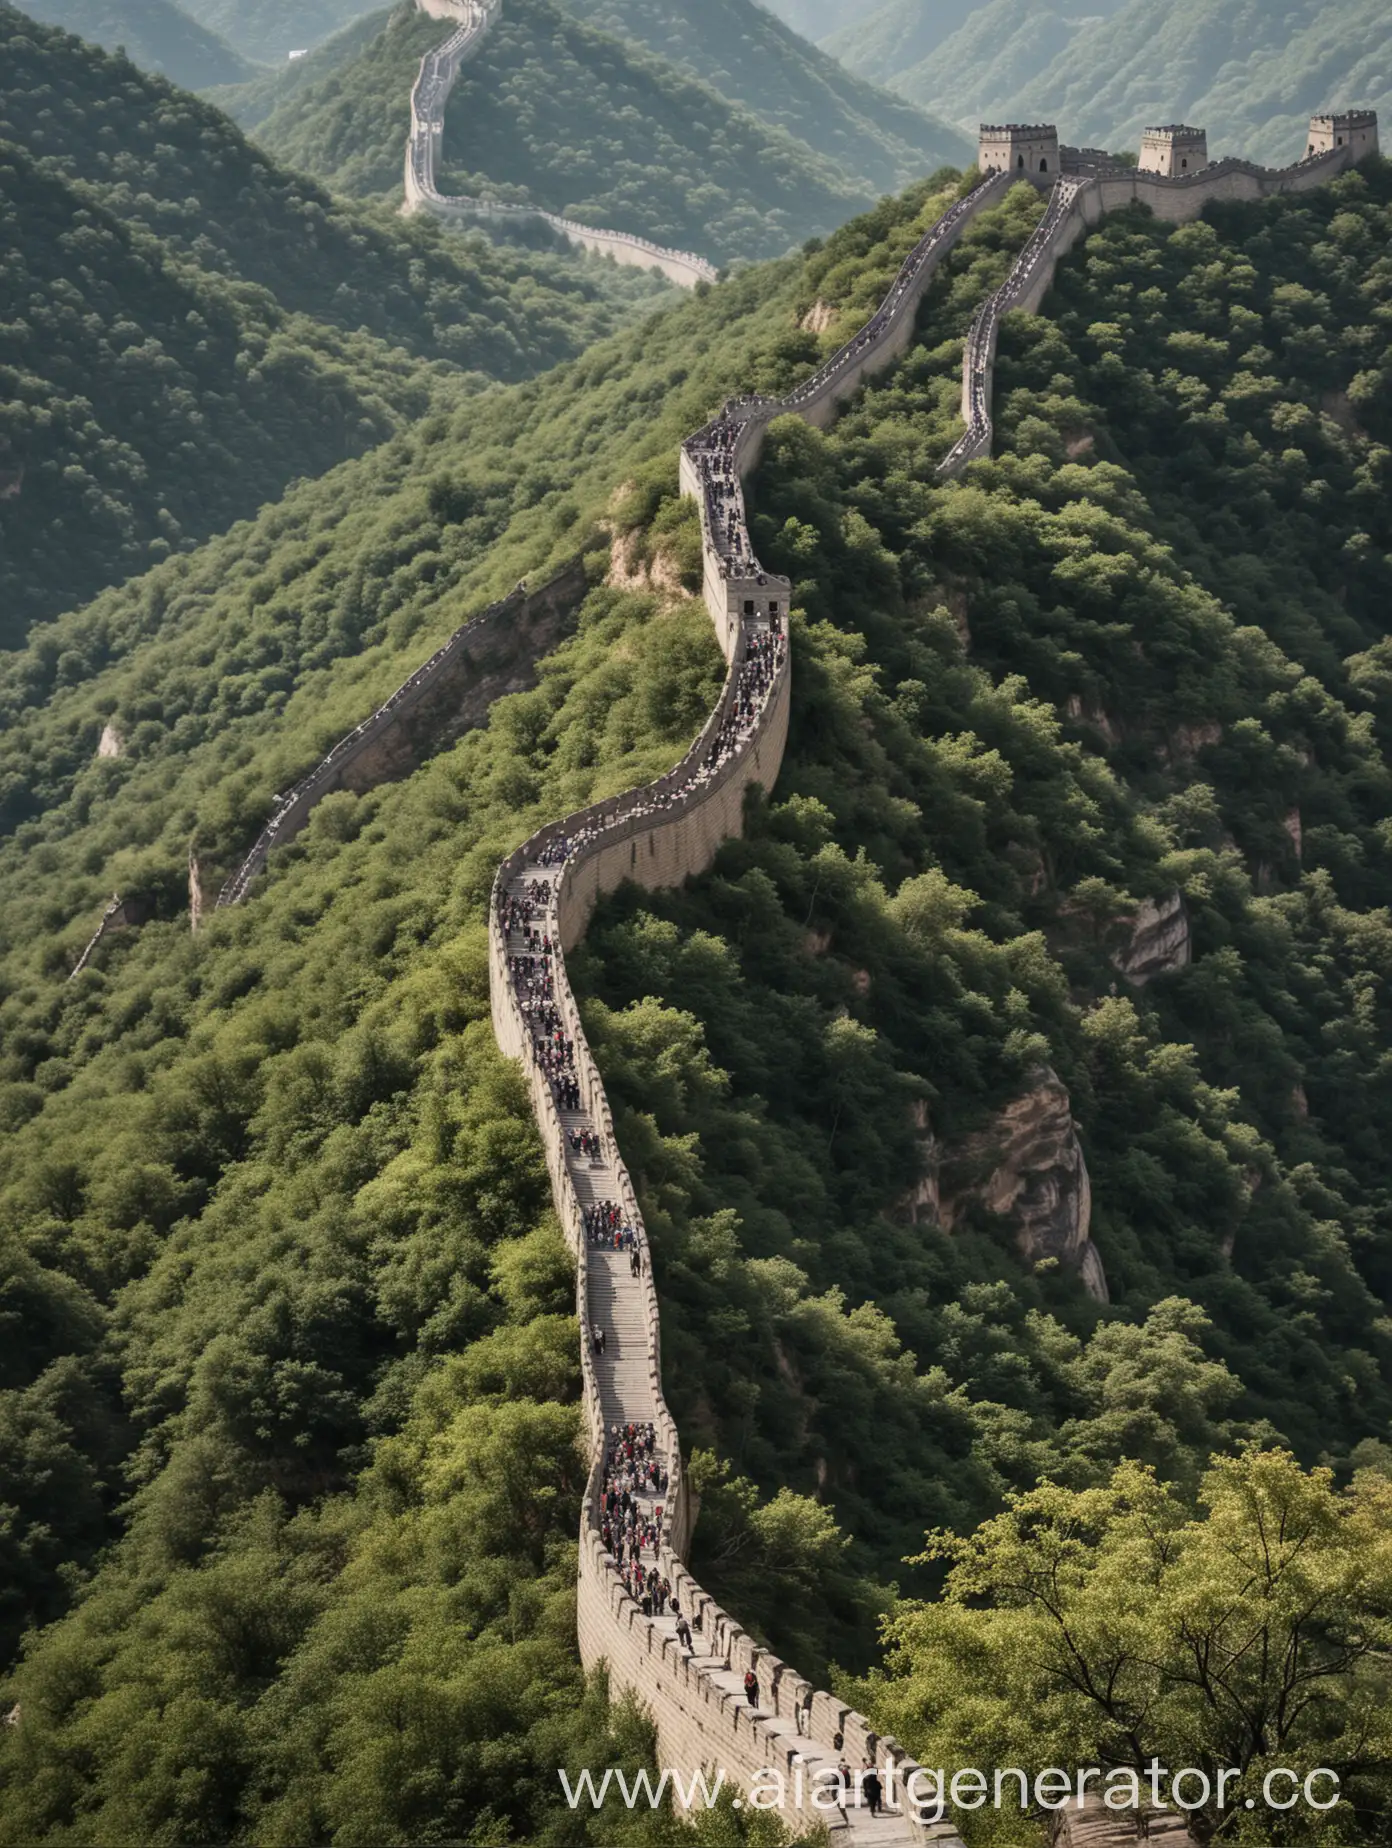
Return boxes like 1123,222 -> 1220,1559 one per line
857,1449 -> 1392,1843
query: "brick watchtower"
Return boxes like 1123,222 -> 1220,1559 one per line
978,123 -> 1060,182
1307,111 -> 1379,159
1138,125 -> 1209,176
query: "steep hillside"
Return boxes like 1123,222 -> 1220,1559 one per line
560,0 -> 971,193
183,0 -> 375,60
0,11 -> 670,639
876,0 -> 1392,166
3,158 -> 1392,1840
12,0 -> 256,86
253,0 -> 872,260
0,142 -> 450,647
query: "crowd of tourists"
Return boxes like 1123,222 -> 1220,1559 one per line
688,402 -> 769,577
600,1423 -> 683,1620
584,1201 -> 638,1250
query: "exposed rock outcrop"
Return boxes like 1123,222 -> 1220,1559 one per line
1111,890 -> 1191,986
800,300 -> 836,334
97,722 -> 124,759
908,1072 -> 1108,1301
606,527 -> 692,600
1064,692 -> 1120,744
1159,718 -> 1222,766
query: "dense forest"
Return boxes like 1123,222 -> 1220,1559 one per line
0,12 -> 671,641
3,127 -> 1392,1838
837,0 -> 1392,167
11,0 -> 257,88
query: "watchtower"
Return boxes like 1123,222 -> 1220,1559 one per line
978,124 -> 1060,182
1307,111 -> 1379,159
1138,125 -> 1208,177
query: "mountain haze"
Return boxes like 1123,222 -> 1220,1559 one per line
853,0 -> 1392,167
561,0 -> 971,193
12,0 -> 256,86
182,0 -> 375,61
823,0 -> 991,78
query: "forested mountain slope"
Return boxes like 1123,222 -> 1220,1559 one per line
3,155 -> 1392,1838
249,0 -> 877,261
861,0 -> 1392,167
823,0 -> 994,78
559,0 -> 971,193
0,12 -> 669,641
11,0 -> 256,86
183,0 -> 374,61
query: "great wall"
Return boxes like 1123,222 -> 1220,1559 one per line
196,17 -> 1379,1835
940,114 -> 1380,475
403,0 -> 717,287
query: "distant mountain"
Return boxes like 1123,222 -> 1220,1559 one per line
860,0 -> 1391,169
561,0 -> 971,193
207,5 -> 393,134
756,0 -> 856,38
248,0 -> 883,263
12,0 -> 257,86
822,0 -> 986,82
181,0 -> 375,62
0,9 -> 670,639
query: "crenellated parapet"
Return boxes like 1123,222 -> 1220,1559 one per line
941,111 -> 1379,478
403,0 -> 718,288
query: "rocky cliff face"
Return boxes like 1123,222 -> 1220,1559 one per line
1112,889 -> 1191,986
906,1069 -> 1109,1302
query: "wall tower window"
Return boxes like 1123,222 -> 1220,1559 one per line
1040,157 -> 1049,171
1017,153 -> 1025,169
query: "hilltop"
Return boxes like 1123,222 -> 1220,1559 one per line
2,142 -> 1392,1838
560,0 -> 971,194
11,0 -> 256,85
0,11 -> 670,639
248,0 -> 876,261
844,0 -> 1392,167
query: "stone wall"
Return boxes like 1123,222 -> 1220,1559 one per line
216,562 -> 586,908
403,0 -> 718,288
940,137 -> 1371,477
482,175 -> 1029,1844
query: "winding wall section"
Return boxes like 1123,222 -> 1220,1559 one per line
486,174 -> 1009,1842
940,141 -> 1373,476
403,0 -> 718,288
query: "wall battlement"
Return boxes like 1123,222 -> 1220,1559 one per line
215,565 -> 586,908
403,0 -> 718,287
979,122 -> 1060,180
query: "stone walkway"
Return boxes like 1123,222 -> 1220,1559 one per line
501,773 -> 952,1844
